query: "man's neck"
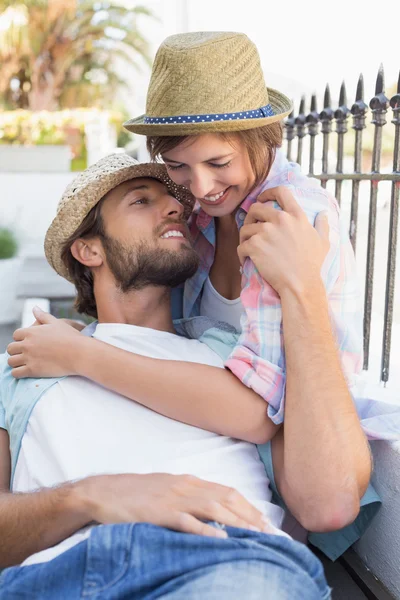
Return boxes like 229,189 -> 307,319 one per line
95,281 -> 175,333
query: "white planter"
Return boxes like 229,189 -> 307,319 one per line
0,145 -> 71,173
0,257 -> 23,324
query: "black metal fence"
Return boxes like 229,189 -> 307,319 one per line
283,68 -> 400,384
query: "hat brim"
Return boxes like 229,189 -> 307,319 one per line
124,88 -> 292,136
45,162 -> 194,283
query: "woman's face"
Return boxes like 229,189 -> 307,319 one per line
162,134 -> 255,218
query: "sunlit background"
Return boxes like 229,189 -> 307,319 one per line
0,0 -> 399,394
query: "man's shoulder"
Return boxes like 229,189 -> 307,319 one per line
0,352 -> 11,384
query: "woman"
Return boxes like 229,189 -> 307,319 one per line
8,32 -> 380,558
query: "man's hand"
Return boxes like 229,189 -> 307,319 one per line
7,307 -> 81,378
238,186 -> 330,296
77,473 -> 274,538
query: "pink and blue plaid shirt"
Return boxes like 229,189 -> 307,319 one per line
172,149 -> 400,441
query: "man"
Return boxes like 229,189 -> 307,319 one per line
0,154 -> 370,599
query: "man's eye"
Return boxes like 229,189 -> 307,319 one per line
131,198 -> 147,205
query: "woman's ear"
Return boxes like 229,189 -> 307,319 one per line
70,239 -> 103,269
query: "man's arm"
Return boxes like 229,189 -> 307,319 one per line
274,279 -> 371,531
7,320 -> 279,445
0,429 -> 273,569
0,429 -> 91,567
238,189 -> 371,532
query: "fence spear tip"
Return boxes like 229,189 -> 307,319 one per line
356,73 -> 364,101
375,64 -> 385,94
324,84 -> 331,108
339,81 -> 347,107
299,95 -> 305,114
310,93 -> 317,112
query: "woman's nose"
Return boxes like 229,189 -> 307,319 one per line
186,171 -> 213,199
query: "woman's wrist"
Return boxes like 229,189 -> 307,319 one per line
68,333 -> 93,376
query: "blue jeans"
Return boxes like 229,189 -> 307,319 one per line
0,523 -> 331,599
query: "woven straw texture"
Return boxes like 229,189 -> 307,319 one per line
124,32 -> 292,135
45,153 -> 194,282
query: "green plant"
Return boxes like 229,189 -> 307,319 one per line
0,227 -> 18,259
0,1 -> 154,111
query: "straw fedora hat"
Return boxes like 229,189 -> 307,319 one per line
124,31 -> 292,136
45,153 -> 195,282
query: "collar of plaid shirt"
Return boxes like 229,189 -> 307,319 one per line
183,149 -> 290,318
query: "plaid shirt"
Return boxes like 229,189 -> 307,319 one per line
178,149 -> 364,425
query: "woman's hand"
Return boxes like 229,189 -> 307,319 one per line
238,186 -> 330,296
7,307 -> 83,379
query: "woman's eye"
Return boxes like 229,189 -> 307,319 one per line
209,161 -> 232,169
165,163 -> 184,171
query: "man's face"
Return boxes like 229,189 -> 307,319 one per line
98,177 -> 199,291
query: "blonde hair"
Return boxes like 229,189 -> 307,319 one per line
147,123 -> 283,188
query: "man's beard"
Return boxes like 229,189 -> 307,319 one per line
101,234 -> 200,293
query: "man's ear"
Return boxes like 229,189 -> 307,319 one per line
70,239 -> 104,269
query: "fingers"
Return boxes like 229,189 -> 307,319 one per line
315,210 -> 330,250
219,487 -> 268,531
239,223 -> 267,244
257,186 -> 302,216
10,366 -> 30,379
192,480 -> 269,532
192,500 -> 270,533
6,341 -> 24,356
237,239 -> 253,266
32,306 -> 57,324
170,512 -> 228,539
244,201 -> 280,226
7,354 -> 26,368
12,328 -> 27,342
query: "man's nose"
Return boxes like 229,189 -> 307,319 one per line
162,195 -> 185,218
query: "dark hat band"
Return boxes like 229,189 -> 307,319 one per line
143,103 -> 274,125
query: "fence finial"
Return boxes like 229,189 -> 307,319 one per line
295,96 -> 307,132
324,83 -> 331,109
351,74 -> 368,128
375,63 -> 385,95
370,65 -> 389,115
339,81 -> 347,108
306,95 -> 319,131
356,73 -> 364,102
390,71 -> 400,110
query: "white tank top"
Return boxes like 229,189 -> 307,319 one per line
200,277 -> 243,331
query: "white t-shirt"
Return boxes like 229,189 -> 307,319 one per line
13,323 -> 286,566
200,277 -> 243,331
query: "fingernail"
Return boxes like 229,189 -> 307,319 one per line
33,305 -> 43,312
248,525 -> 261,532
320,210 -> 329,219
261,515 -> 270,523
215,529 -> 228,538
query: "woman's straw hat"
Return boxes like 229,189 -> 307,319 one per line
124,31 -> 292,136
45,153 -> 195,282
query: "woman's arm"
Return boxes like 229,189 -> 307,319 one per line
7,314 -> 278,444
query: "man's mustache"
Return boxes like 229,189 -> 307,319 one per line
154,218 -> 191,240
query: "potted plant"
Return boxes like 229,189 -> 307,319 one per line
0,228 -> 22,325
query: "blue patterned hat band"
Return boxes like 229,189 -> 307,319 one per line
143,103 -> 274,125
